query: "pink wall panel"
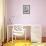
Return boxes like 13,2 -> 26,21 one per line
6,0 -> 46,37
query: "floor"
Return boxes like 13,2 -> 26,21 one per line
3,40 -> 31,46
3,40 -> 46,46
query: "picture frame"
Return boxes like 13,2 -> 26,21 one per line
23,5 -> 30,14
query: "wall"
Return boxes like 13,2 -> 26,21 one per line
6,0 -> 46,38
0,0 -> 4,42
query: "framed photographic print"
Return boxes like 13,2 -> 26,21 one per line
23,5 -> 30,14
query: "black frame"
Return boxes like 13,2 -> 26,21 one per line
23,5 -> 30,14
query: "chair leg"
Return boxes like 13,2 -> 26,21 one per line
15,36 -> 16,43
25,30 -> 26,43
12,32 -> 13,43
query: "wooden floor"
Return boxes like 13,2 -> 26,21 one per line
3,40 -> 31,46
3,40 -> 46,46
3,37 -> 46,46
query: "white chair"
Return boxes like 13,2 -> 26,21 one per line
12,25 -> 25,43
